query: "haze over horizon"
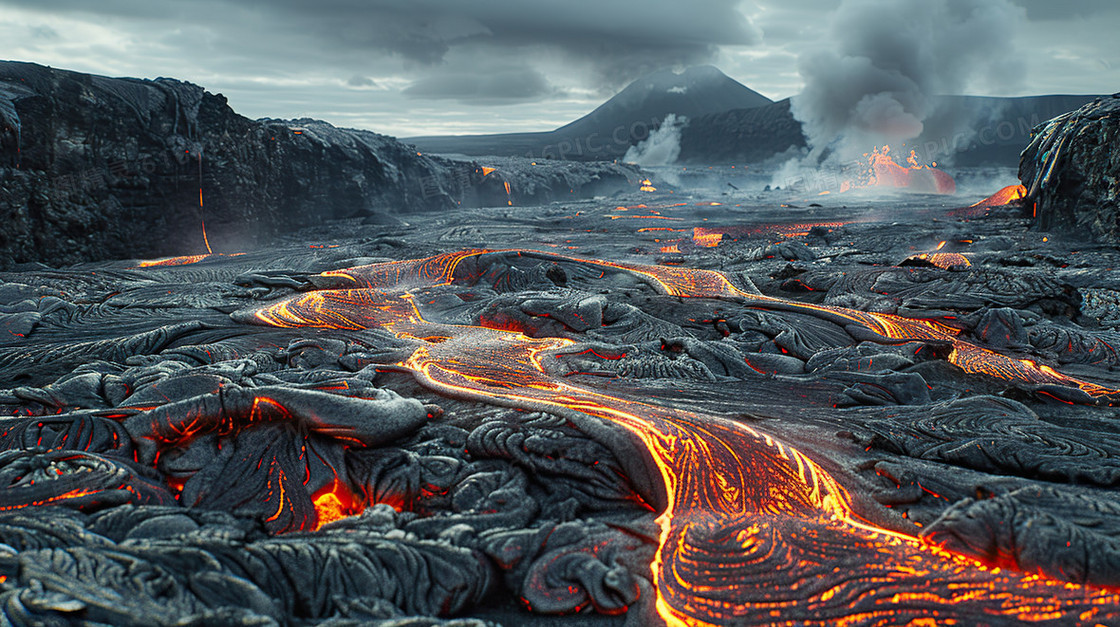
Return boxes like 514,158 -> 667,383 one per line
2,0 -> 1117,138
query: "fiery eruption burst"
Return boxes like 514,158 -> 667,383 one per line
241,249 -> 1120,625
820,146 -> 957,196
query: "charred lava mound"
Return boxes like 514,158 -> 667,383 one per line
3,189 -> 1120,625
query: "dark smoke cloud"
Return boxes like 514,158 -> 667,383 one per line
272,0 -> 759,88
791,0 -> 1027,162
1009,0 -> 1119,21
403,67 -> 556,103
0,0 -> 758,93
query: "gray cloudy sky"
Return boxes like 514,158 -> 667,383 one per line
2,0 -> 1117,137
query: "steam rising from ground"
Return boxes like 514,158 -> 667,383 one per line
625,114 -> 688,166
790,0 -> 1026,165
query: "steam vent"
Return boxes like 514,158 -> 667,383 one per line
1021,94 -> 1120,242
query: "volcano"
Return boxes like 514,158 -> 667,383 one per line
407,66 -> 772,160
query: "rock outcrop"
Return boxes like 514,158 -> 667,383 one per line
1020,94 -> 1120,243
0,61 -> 644,267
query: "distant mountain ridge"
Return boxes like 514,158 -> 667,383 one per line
408,66 -> 772,160
409,65 -> 1102,167
677,94 -> 1101,166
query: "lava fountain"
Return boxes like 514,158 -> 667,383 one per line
836,146 -> 956,195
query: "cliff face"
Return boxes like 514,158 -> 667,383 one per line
0,62 -> 646,267
0,61 -> 487,265
1021,94 -> 1120,243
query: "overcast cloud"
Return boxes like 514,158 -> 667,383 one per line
0,0 -> 1116,137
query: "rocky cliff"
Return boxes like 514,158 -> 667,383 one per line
1020,94 -> 1120,243
0,62 -> 643,267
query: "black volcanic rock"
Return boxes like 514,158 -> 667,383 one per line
408,66 -> 773,161
0,61 -> 484,266
1020,94 -> 1120,243
4,186 -> 1120,623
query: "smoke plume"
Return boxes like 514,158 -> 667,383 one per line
791,0 -> 1026,164
624,114 -> 688,166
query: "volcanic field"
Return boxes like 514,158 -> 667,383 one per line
2,168 -> 1120,626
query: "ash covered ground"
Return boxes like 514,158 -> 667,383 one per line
3,174 -> 1120,625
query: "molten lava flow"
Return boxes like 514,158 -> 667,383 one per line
134,253 -> 245,268
970,184 -> 1028,208
640,179 -> 657,192
481,167 -> 497,177
311,479 -> 362,530
137,254 -> 213,268
902,243 -> 971,270
196,150 -> 213,254
0,487 -> 102,511
947,184 -> 1030,219
318,250 -> 1118,399
692,229 -> 723,248
903,251 -> 971,270
243,249 -> 1120,624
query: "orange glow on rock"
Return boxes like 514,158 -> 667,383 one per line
137,254 -> 212,267
904,251 -> 971,270
692,229 -> 723,248
970,184 -> 1028,208
0,487 -> 101,511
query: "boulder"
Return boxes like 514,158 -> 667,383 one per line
1020,94 -> 1120,242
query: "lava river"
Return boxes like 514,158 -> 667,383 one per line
246,249 -> 1120,625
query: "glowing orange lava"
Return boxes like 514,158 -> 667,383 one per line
134,253 -> 245,268
0,487 -> 102,511
970,184 -> 1028,208
311,479 -> 362,530
137,254 -> 213,267
245,250 -> 1120,624
903,249 -> 972,270
692,229 -> 723,248
834,146 -> 956,195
